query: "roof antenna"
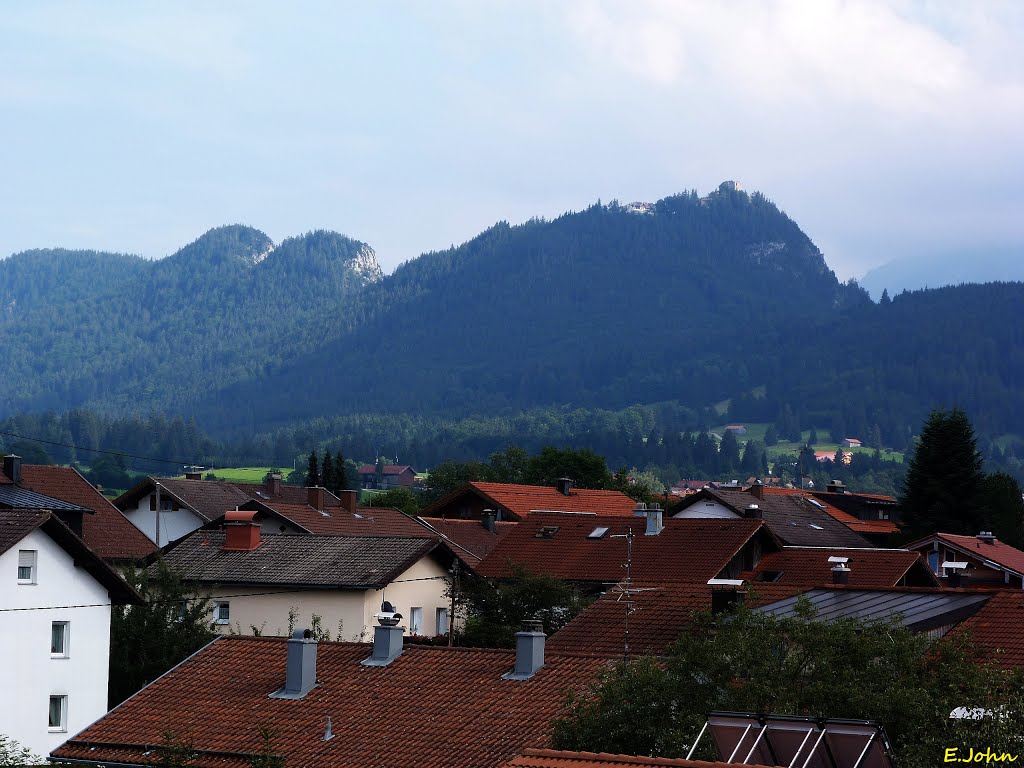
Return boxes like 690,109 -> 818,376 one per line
610,527 -> 636,664
322,715 -> 334,742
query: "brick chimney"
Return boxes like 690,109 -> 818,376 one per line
266,472 -> 283,497
339,490 -> 358,514
307,486 -> 326,511
749,480 -> 764,500
270,629 -> 318,699
223,510 -> 261,551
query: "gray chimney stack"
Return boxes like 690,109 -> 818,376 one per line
481,509 -> 496,533
645,504 -> 663,536
503,620 -> 546,680
556,478 -> 573,497
633,501 -> 647,517
269,629 -> 318,699
362,604 -> 405,667
3,455 -> 22,484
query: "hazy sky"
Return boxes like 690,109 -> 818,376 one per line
2,1 -> 1022,280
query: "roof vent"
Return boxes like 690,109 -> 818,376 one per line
362,602 -> 405,667
502,620 -> 546,680
269,629 -> 318,699
977,531 -> 996,545
556,477 -> 573,496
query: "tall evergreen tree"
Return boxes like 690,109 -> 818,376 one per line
719,430 -> 741,474
306,450 -> 320,487
334,451 -> 349,493
900,408 -> 984,537
321,449 -> 334,493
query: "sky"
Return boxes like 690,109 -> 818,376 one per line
1,1 -> 1022,281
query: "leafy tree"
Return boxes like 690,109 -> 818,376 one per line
305,450 -> 320,488
367,486 -> 421,516
900,408 -> 984,537
109,559 -> 215,707
0,734 -> 39,766
86,452 -> 131,490
455,566 -> 590,648
523,446 -> 611,489
552,602 -> 1024,766
320,449 -> 334,493
488,446 -> 529,484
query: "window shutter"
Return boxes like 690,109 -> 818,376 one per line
18,551 -> 33,568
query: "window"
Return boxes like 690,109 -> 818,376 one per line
17,550 -> 36,583
48,695 -> 67,731
409,607 -> 423,635
435,607 -> 449,635
213,602 -> 230,625
51,622 -> 70,657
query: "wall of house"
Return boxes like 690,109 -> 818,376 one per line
0,528 -> 112,758
672,499 -> 739,520
364,556 -> 451,637
122,501 -> 204,547
207,586 -> 368,640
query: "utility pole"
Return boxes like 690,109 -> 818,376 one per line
154,480 -> 162,548
448,560 -> 460,647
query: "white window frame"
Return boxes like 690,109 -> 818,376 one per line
51,621 -> 70,658
409,606 -> 423,635
17,549 -> 37,584
213,601 -> 230,625
48,695 -> 68,732
435,606 -> 449,636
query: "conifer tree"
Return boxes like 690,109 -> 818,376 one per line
306,450 -> 320,487
321,449 -> 334,493
334,452 -> 349,492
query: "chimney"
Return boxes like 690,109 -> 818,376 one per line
826,480 -> 846,494
708,579 -> 746,614
978,531 -> 996,545
266,472 -> 283,497
362,602 -> 405,667
269,629 -> 318,699
223,510 -> 261,551
830,561 -> 851,585
645,503 -> 663,536
942,560 -> 968,588
633,502 -> 648,517
339,490 -> 358,515
481,509 -> 496,533
502,620 -> 545,680
556,478 -> 573,497
184,470 -> 203,481
307,486 -> 326,511
743,503 -> 762,520
3,455 -> 22,484
749,480 -> 764,500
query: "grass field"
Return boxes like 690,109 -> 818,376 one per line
712,423 -> 905,463
190,466 -> 283,482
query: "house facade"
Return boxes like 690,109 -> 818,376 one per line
0,510 -> 140,757
357,463 -> 418,490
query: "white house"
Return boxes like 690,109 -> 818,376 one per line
0,509 -> 140,757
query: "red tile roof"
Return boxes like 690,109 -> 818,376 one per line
946,590 -> 1024,668
18,465 -> 156,561
741,547 -> 938,588
547,581 -> 804,659
417,517 -> 517,563
421,482 -> 638,522
475,513 -> 769,583
504,749 -> 776,768
249,501 -> 432,538
52,637 -> 606,768
910,532 -> 1024,577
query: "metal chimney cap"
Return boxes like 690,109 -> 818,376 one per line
520,619 -> 544,634
376,601 -> 403,626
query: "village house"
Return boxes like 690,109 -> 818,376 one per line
155,510 -> 455,640
419,479 -> 637,522
904,530 -> 1024,589
357,463 -> 418,489
51,620 -> 605,768
0,508 -> 141,757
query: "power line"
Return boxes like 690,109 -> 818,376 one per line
0,575 -> 451,613
0,429 -> 191,467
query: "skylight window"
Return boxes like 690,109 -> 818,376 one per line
587,526 -> 610,539
809,523 -> 824,530
536,525 -> 560,539
807,498 -> 826,509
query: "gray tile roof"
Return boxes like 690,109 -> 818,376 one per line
754,588 -> 992,632
0,484 -> 91,512
156,531 -> 441,589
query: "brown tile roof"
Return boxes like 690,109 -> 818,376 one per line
229,481 -> 344,507
115,477 -> 252,522
0,508 -> 49,555
18,465 -> 156,561
547,581 -> 804,659
156,531 -> 440,589
946,590 -> 1024,668
358,464 -> 414,475
417,517 -> 517,563
475,513 -> 768,583
680,489 -> 874,547
741,547 -> 938,588
908,532 -> 1024,577
757,487 -> 900,535
421,482 -> 638,522
245,500 -> 432,538
504,748 -> 776,768
52,636 -> 606,768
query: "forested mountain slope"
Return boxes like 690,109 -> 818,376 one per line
0,226 -> 382,417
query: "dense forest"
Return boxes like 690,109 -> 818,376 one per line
1,182 -> 1022,490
